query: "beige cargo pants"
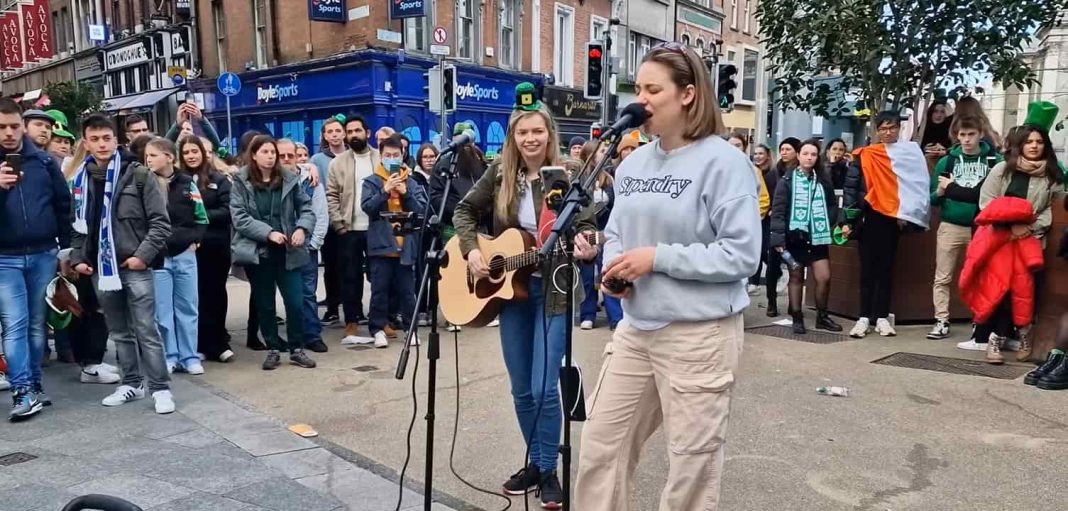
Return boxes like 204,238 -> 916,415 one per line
575,314 -> 743,511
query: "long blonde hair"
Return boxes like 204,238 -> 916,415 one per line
63,142 -> 87,180
495,106 -> 561,224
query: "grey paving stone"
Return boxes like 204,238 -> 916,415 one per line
201,440 -> 257,462
0,416 -> 80,442
224,476 -> 343,511
0,450 -> 119,487
160,428 -> 226,449
297,468 -> 421,511
0,482 -> 78,511
127,414 -> 201,440
259,448 -> 358,479
28,426 -> 141,456
67,473 -> 194,509
400,504 -> 457,511
147,492 -> 253,511
137,447 -> 280,495
225,429 -> 317,457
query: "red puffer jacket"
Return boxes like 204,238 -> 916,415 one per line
959,197 -> 1045,326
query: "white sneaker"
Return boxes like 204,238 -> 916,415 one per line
374,331 -> 389,349
219,350 -> 235,363
487,318 -> 500,327
81,365 -> 121,384
956,339 -> 988,351
185,363 -> 205,375
152,390 -> 175,414
926,320 -> 950,340
849,318 -> 871,338
580,320 -> 594,330
166,362 -> 176,374
446,323 -> 462,333
0,373 -> 9,391
747,284 -> 761,295
98,362 -> 119,374
341,335 -> 374,346
197,352 -> 206,361
102,385 -> 144,406
875,318 -> 896,337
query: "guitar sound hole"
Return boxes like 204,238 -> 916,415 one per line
487,255 -> 506,281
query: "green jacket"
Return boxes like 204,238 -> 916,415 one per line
452,162 -> 597,316
930,142 -> 1001,227
230,167 -> 316,271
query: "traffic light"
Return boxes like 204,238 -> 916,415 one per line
590,122 -> 603,139
424,68 -> 442,112
717,64 -> 737,111
585,42 -> 604,100
442,65 -> 457,112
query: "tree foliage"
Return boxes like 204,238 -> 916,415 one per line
756,0 -> 1067,116
43,81 -> 105,133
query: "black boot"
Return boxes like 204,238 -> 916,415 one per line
1030,351 -> 1066,387
792,312 -> 806,334
816,310 -> 843,332
766,297 -> 779,318
1036,354 -> 1068,390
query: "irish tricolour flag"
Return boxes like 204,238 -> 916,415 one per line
854,141 -> 931,229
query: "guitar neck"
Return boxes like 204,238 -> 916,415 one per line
500,231 -> 604,272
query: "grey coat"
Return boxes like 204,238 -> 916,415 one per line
230,167 -> 316,271
69,160 -> 172,269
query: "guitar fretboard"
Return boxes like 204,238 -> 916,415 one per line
487,231 -> 603,272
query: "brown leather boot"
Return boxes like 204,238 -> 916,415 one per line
986,334 -> 1004,365
1016,326 -> 1033,362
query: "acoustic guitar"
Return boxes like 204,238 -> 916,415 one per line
439,228 -> 604,327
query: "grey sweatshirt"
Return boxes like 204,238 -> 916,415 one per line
603,135 -> 761,326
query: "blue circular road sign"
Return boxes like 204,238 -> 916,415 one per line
218,72 -> 242,97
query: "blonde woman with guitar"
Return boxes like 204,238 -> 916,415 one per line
451,83 -> 598,509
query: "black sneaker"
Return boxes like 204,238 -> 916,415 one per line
536,472 -> 563,509
306,340 -> 329,353
32,383 -> 52,406
247,334 -> 268,351
355,313 -> 369,326
502,464 -> 540,495
289,350 -> 317,368
9,390 -> 42,421
320,311 -> 340,325
262,350 -> 281,371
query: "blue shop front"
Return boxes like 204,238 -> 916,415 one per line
199,50 -> 541,159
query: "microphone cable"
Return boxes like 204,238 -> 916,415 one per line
395,337 -> 421,511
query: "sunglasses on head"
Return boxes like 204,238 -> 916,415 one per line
653,41 -> 688,54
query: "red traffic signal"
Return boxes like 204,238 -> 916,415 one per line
588,47 -> 602,59
590,124 -> 603,139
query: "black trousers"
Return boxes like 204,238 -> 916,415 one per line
752,217 -> 770,286
765,247 -> 783,300
196,243 -> 232,358
340,230 -> 367,324
66,276 -> 108,366
975,297 -> 1014,344
322,229 -> 342,313
858,211 -> 901,320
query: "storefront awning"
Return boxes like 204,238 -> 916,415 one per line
103,88 -> 180,112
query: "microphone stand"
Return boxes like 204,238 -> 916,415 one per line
540,132 -> 624,511
396,150 -> 460,510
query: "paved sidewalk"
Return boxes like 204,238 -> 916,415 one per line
0,365 -> 456,511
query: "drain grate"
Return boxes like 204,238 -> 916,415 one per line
745,324 -> 851,344
352,365 -> 379,373
0,452 -> 37,466
872,352 -> 1031,380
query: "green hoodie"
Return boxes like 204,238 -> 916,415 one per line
930,141 -> 1001,227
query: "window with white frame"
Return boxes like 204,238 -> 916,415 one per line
213,0 -> 227,71
405,17 -> 430,52
696,38 -> 705,54
553,4 -> 575,86
742,49 -> 759,101
456,0 -> 477,59
252,0 -> 267,67
727,49 -> 736,63
499,0 -> 518,68
590,15 -> 608,43
628,32 -> 636,76
744,0 -> 752,33
730,0 -> 739,30
681,34 -> 691,46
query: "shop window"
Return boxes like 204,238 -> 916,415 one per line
486,121 -> 506,157
311,119 -> 325,154
401,126 -> 422,159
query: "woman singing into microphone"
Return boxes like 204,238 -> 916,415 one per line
451,84 -> 598,509
574,43 -> 762,511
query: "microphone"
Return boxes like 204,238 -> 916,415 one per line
599,103 -> 649,140
439,129 -> 477,155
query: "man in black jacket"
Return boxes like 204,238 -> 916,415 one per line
0,99 -> 72,421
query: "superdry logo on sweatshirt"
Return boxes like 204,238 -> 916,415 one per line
618,175 -> 692,198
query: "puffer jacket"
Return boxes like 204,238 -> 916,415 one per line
958,197 -> 1045,326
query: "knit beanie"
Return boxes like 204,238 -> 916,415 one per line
568,136 -> 586,150
779,137 -> 802,152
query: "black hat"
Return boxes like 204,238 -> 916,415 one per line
568,136 -> 586,149
779,137 -> 802,152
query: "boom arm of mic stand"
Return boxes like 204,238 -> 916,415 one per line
539,133 -> 623,257
396,151 -> 459,380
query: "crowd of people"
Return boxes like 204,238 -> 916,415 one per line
0,40 -> 1066,510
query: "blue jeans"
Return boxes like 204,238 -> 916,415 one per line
154,249 -> 200,367
604,295 -> 623,329
301,250 -> 323,344
498,277 -> 567,472
0,250 -> 57,392
368,257 -> 415,335
579,261 -> 599,323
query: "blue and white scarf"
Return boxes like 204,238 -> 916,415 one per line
71,153 -> 123,291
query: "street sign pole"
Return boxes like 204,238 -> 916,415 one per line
439,56 -> 447,148
226,95 -> 233,155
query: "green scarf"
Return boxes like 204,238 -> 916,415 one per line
788,169 -> 831,246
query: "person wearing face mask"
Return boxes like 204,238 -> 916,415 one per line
764,137 -> 801,316
178,135 -> 234,363
277,138 -> 330,354
356,134 -> 428,348
144,137 -> 208,375
326,115 -> 380,345
452,84 -> 598,508
575,43 -> 760,511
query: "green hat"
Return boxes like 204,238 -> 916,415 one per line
45,276 -> 78,330
513,82 -> 542,112
453,122 -> 471,135
1024,101 -> 1059,133
45,109 -> 75,140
